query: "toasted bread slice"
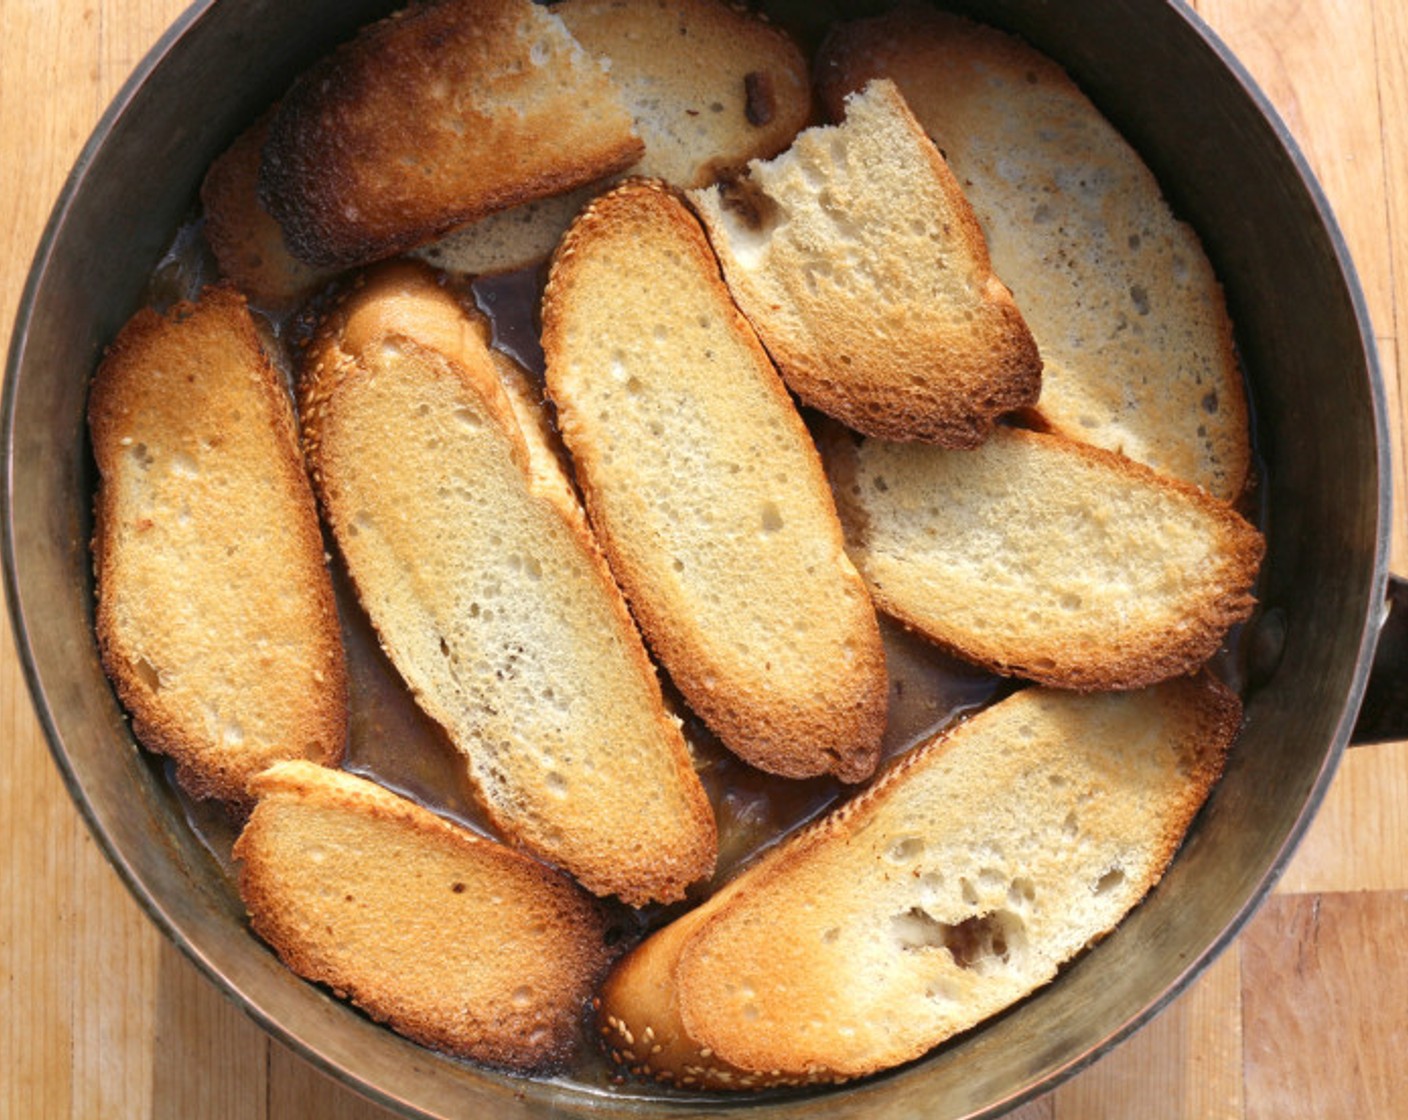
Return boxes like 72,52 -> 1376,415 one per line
817,8 -> 1251,499
688,78 -> 1041,446
554,0 -> 810,188
88,287 -> 346,803
542,179 -> 887,782
417,0 -> 813,278
201,112 -> 335,309
258,0 -> 643,269
298,261 -> 715,906
234,761 -> 615,1070
598,676 -> 1240,1089
413,188 -> 602,279
825,425 -> 1264,690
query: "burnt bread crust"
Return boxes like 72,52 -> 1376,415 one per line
201,110 -> 335,309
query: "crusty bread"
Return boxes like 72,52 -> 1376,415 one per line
200,112 -> 334,309
413,188 -> 601,279
542,178 -> 887,783
298,260 -> 715,906
598,676 -> 1240,1089
817,7 -> 1251,499
824,425 -> 1264,690
688,78 -> 1041,446
554,0 -> 810,188
258,0 -> 643,269
234,761 -> 615,1070
88,286 -> 347,804
417,0 -> 813,278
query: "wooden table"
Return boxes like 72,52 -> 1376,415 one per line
3,2 -> 1405,1117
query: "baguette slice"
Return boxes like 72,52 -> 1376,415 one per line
89,286 -> 347,803
689,78 -> 1042,446
553,0 -> 810,188
234,761 -> 615,1070
298,261 -> 715,906
817,7 -> 1250,499
419,0 -> 813,278
598,677 -> 1240,1089
258,0 -> 643,269
201,111 -> 336,309
542,178 -> 888,782
826,425 -> 1264,690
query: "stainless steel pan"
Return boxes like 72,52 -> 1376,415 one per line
4,1 -> 1400,1117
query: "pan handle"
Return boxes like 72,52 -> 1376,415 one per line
1350,575 -> 1408,745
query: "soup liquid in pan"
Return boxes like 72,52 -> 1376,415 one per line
145,222 -> 1257,1089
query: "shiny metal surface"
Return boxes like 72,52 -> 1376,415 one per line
2,1 -> 1389,1117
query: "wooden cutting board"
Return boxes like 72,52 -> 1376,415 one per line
2,1 -> 1405,1116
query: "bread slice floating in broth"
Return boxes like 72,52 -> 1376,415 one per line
89,286 -> 347,804
825,425 -> 1263,690
543,178 -> 888,783
298,261 -> 716,907
598,677 -> 1240,1089
818,6 -> 1251,499
235,761 -> 616,1071
689,78 -> 1042,446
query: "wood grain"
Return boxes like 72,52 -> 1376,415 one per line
2,1 -> 1405,1117
1241,892 -> 1408,1119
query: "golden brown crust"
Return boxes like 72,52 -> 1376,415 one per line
688,78 -> 1042,447
543,178 -> 888,783
258,0 -> 643,269
235,762 -> 615,1070
297,261 -> 716,906
827,426 -> 1265,691
598,677 -> 1241,1089
816,7 -> 1251,499
89,287 -> 347,804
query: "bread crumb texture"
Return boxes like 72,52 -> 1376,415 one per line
543,179 -> 888,782
690,77 -> 1041,445
828,426 -> 1263,690
234,762 -> 615,1070
598,677 -> 1239,1088
88,286 -> 347,803
817,6 -> 1250,498
258,0 -> 642,268
419,0 -> 813,277
299,262 -> 715,906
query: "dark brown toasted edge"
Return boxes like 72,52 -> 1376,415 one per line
88,286 -> 348,805
815,9 -> 1253,500
542,177 -> 888,784
200,110 -> 336,309
257,0 -> 644,269
234,762 -> 617,1070
297,259 -> 718,905
598,675 -> 1242,1089
823,425 -> 1266,691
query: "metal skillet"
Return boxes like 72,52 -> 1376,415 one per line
4,0 -> 1403,1116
